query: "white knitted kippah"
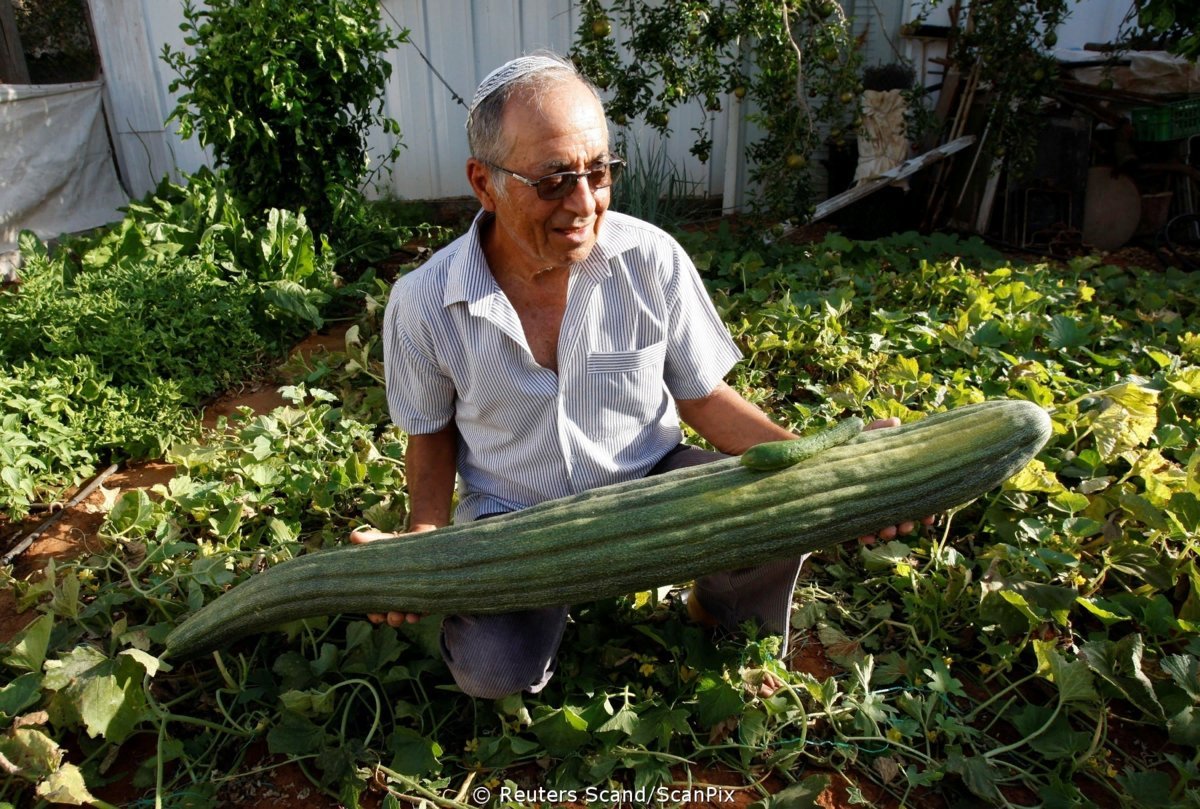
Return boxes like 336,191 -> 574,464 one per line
468,54 -> 572,117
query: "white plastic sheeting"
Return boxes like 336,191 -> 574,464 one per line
1066,50 -> 1200,95
0,81 -> 129,255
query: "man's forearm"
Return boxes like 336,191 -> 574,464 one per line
405,424 -> 458,530
676,381 -> 795,455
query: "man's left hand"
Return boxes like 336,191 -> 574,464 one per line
857,417 -> 937,545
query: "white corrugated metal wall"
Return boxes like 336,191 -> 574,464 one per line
88,0 -> 742,205
85,0 -> 1133,207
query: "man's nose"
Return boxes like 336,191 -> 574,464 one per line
561,171 -> 599,216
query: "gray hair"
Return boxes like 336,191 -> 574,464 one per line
466,52 -> 604,193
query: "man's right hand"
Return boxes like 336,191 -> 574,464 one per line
349,526 -> 436,626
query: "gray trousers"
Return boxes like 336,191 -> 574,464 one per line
439,445 -> 806,699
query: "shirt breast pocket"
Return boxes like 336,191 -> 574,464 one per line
586,341 -> 667,375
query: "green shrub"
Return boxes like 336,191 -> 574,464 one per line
163,0 -> 408,237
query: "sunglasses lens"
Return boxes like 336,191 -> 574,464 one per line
533,161 -> 624,201
602,161 -> 623,187
537,174 -> 576,200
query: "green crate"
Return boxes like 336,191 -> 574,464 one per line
1131,97 -> 1200,142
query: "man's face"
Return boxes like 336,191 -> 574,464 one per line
470,79 -> 612,276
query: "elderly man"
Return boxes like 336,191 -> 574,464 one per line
352,53 -> 923,699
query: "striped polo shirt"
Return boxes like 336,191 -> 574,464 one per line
383,209 -> 742,521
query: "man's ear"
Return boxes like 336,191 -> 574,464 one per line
466,158 -> 498,212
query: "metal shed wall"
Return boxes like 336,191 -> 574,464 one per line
84,0 -> 1135,209
86,0 -> 741,205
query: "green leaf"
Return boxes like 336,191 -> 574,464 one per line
1168,706 -> 1200,747
1063,516 -> 1104,537
1010,705 -> 1091,759
1080,635 -> 1163,718
794,671 -> 839,709
35,762 -> 97,806
818,623 -> 866,668
41,644 -> 107,692
279,688 -> 337,718
267,516 -> 296,543
970,319 -> 1006,347
272,651 -> 318,692
474,734 -> 541,768
997,589 -> 1041,628
0,726 -> 62,781
1168,492 -> 1200,537
1076,597 -> 1131,626
1162,655 -> 1200,701
1090,382 -> 1158,460
107,489 -> 159,534
387,727 -> 442,776
341,623 -> 408,676
260,279 -> 324,329
923,658 -> 966,698
596,704 -> 640,736
0,672 -> 43,722
1107,541 -> 1174,590
1047,315 -> 1092,349
738,708 -> 769,752
1033,641 -> 1097,703
748,774 -> 831,808
1047,491 -> 1090,514
3,613 -> 53,673
119,648 -> 167,678
628,705 -> 690,747
1,466 -> 28,494
496,692 -> 532,728
267,710 -> 327,756
209,503 -> 243,539
1116,768 -> 1174,808
1003,458 -> 1065,494
529,706 -> 590,757
1167,367 -> 1200,397
945,751 -> 1002,802
78,662 -> 145,743
860,540 -> 913,571
693,674 -> 745,727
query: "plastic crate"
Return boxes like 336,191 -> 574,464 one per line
1131,97 -> 1200,142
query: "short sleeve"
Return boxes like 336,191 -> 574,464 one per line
382,290 -> 456,435
661,241 -> 743,400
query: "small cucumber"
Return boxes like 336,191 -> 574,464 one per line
740,417 -> 865,471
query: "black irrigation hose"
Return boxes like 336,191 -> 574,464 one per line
1158,213 -> 1200,272
1,464 -> 120,566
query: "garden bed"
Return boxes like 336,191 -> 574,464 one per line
2,202 -> 1198,807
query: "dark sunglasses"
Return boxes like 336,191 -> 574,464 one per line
489,158 -> 625,201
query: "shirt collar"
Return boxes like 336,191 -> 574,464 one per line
443,209 -> 639,311
443,211 -> 498,311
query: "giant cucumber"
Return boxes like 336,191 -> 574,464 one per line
166,399 -> 1052,659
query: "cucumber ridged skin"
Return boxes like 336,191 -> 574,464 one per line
165,399 -> 1052,660
740,417 -> 865,471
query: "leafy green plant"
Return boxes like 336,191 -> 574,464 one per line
162,0 -> 408,238
1123,0 -> 1200,58
572,0 -> 863,219
0,170 -> 343,519
611,138 -> 704,227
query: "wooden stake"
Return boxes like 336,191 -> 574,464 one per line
0,0 -> 30,84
